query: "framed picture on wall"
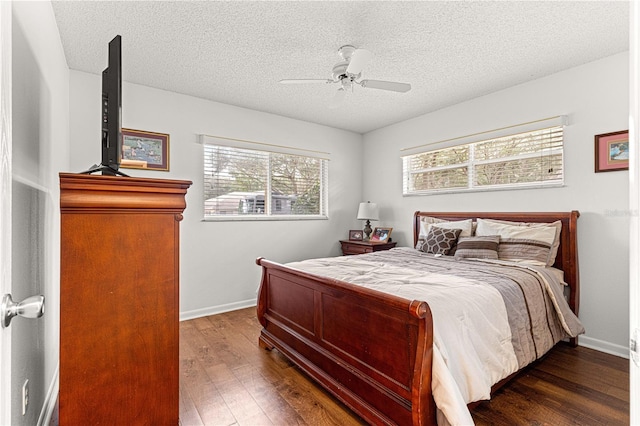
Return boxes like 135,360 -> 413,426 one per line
121,128 -> 170,171
595,130 -> 629,173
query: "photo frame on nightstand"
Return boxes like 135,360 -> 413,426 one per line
371,227 -> 392,243
349,230 -> 364,241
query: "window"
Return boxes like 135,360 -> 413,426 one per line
203,142 -> 328,220
402,126 -> 564,195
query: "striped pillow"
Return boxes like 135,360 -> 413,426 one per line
477,218 -> 562,266
498,238 -> 552,265
476,219 -> 557,266
454,235 -> 500,259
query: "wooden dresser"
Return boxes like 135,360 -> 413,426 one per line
59,173 -> 191,425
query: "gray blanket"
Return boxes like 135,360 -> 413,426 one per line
288,247 -> 585,368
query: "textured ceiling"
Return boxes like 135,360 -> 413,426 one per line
51,1 -> 629,134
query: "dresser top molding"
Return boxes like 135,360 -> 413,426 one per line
59,172 -> 192,212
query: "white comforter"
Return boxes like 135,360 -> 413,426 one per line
286,247 -> 584,425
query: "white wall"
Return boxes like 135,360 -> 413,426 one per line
68,71 -> 363,318
363,52 -> 630,356
68,53 -> 631,355
12,1 -> 69,423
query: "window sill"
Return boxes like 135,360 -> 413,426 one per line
403,182 -> 565,196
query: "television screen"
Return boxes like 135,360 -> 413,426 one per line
100,35 -> 122,175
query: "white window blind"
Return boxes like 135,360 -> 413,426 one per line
402,126 -> 564,195
203,143 -> 328,220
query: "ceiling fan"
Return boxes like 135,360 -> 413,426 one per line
279,45 -> 412,108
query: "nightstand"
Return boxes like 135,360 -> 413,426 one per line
340,240 -> 397,255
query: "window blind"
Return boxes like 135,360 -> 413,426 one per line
203,143 -> 328,219
402,126 -> 564,195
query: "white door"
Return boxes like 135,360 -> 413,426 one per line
0,1 -> 12,424
1,3 -> 46,424
631,1 -> 640,424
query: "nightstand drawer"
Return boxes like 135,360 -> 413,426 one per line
340,240 -> 396,256
344,245 -> 372,255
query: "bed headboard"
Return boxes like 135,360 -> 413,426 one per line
413,211 -> 580,317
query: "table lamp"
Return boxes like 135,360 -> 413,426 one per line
357,201 -> 379,241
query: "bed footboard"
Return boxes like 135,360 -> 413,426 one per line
256,257 -> 436,426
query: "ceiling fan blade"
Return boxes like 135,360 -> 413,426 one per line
360,79 -> 411,93
279,79 -> 333,84
328,88 -> 346,109
346,49 -> 372,75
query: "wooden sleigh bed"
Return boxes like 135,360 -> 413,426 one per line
256,211 -> 580,425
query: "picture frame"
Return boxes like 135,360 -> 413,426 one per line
371,227 -> 392,243
121,128 -> 170,171
595,130 -> 629,173
349,230 -> 364,241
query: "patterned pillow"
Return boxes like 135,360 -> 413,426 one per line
416,218 -> 473,253
420,227 -> 461,255
454,235 -> 500,260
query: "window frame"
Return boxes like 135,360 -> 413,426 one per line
202,137 -> 329,222
402,124 -> 565,196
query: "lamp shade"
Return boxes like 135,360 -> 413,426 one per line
357,202 -> 379,221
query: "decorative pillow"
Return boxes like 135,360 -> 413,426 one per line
476,219 -> 557,266
420,227 -> 462,255
477,218 -> 562,266
416,217 -> 473,252
454,235 -> 500,260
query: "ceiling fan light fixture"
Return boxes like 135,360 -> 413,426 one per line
338,45 -> 357,62
279,44 -> 412,107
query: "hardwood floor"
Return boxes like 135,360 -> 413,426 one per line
179,307 -> 630,426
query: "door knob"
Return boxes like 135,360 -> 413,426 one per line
1,294 -> 45,328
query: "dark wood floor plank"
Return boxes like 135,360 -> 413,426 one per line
179,379 -> 205,426
232,364 -> 309,425
180,308 -> 630,426
210,309 -> 364,425
180,321 -> 238,425
205,362 -> 272,424
472,343 -> 630,426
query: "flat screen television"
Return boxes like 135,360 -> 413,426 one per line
101,35 -> 122,175
83,35 -> 125,176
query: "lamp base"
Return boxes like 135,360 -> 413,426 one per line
363,220 -> 373,241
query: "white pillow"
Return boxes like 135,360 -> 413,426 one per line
419,218 -> 473,238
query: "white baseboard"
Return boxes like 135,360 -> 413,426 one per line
37,363 -> 59,426
180,299 -> 257,321
579,335 -> 629,359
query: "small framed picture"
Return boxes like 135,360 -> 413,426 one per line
121,128 -> 170,171
349,230 -> 363,241
371,227 -> 392,243
595,130 -> 629,173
